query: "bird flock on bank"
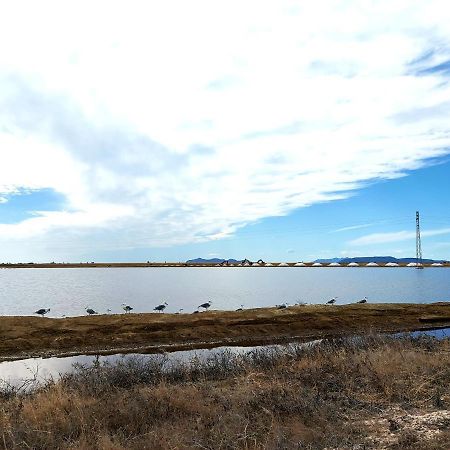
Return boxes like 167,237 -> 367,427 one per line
34,297 -> 368,317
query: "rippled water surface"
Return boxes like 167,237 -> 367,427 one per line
0,267 -> 449,317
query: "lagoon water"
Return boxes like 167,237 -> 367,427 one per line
0,267 -> 449,318
1,329 -> 449,388
0,344 -> 277,388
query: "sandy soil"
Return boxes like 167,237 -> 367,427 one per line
1,303 -> 449,361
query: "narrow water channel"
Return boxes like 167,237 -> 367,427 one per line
1,328 -> 448,389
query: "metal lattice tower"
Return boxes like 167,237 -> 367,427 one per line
416,211 -> 423,267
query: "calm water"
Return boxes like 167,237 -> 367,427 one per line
1,329 -> 448,387
0,347 -> 238,388
0,267 -> 449,317
0,342 -> 319,388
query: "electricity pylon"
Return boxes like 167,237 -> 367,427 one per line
416,211 -> 423,269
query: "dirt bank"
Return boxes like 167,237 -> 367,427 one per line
1,303 -> 449,361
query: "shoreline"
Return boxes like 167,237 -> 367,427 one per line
1,324 -> 449,363
1,303 -> 449,361
3,334 -> 449,449
1,262 -> 449,268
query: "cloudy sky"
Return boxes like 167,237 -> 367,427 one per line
1,0 -> 450,262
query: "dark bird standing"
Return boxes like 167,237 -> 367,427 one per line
357,297 -> 368,304
86,307 -> 98,315
154,302 -> 168,313
35,308 -> 50,317
122,303 -> 133,313
326,297 -> 337,305
198,300 -> 212,311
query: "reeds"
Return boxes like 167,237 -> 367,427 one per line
1,334 -> 449,449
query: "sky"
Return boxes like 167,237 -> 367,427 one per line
1,0 -> 450,262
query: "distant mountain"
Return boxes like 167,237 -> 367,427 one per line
187,256 -> 448,265
186,258 -> 240,264
315,256 -> 448,264
314,257 -> 342,264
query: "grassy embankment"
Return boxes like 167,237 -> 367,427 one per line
1,303 -> 450,360
0,334 -> 449,449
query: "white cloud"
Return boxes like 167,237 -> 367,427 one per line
349,228 -> 450,246
332,223 -> 375,233
1,1 -> 450,258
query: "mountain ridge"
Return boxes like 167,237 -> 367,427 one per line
314,256 -> 447,264
186,256 -> 448,264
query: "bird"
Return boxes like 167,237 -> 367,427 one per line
326,297 -> 337,305
175,308 -> 184,314
85,307 -> 98,315
357,297 -> 368,304
236,305 -> 244,311
106,308 -> 112,313
277,303 -> 288,309
122,303 -> 133,313
198,300 -> 212,311
35,308 -> 50,317
154,302 -> 168,313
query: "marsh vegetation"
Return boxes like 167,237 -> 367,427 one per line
1,334 -> 449,449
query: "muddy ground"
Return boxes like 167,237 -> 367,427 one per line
1,303 -> 449,361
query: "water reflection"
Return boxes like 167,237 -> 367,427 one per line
0,344 -> 282,388
1,328 -> 448,389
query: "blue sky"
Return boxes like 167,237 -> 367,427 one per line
3,157 -> 450,262
1,1 -> 450,262
87,158 -> 450,262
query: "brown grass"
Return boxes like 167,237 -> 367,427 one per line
1,334 -> 449,449
2,303 -> 450,360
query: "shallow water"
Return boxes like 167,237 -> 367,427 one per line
0,343 -> 304,388
1,329 -> 448,388
0,267 -> 449,317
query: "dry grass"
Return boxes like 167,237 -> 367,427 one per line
2,303 -> 450,361
1,334 -> 449,449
